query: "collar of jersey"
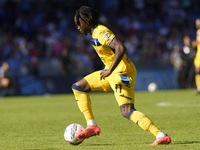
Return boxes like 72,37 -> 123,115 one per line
91,25 -> 99,35
91,28 -> 95,35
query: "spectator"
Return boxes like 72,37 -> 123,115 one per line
0,0 -> 199,80
0,62 -> 15,96
60,48 -> 70,76
170,45 -> 182,87
179,35 -> 196,88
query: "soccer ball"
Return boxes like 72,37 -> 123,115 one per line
64,123 -> 85,145
148,82 -> 157,92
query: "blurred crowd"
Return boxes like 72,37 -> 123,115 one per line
0,0 -> 200,95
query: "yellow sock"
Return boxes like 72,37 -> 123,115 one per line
195,74 -> 200,90
129,110 -> 160,136
72,85 -> 94,121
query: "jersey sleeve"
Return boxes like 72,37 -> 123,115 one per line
98,29 -> 116,47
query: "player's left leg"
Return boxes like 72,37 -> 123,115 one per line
109,73 -> 171,145
120,103 -> 171,145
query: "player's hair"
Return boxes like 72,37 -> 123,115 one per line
75,6 -> 100,27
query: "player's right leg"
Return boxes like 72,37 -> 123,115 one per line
72,79 -> 95,124
72,71 -> 112,139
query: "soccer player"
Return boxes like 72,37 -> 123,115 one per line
192,19 -> 200,95
72,6 -> 171,145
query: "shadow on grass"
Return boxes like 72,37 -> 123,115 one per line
83,143 -> 114,146
173,141 -> 200,145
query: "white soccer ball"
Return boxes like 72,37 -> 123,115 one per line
64,123 -> 85,145
148,82 -> 157,92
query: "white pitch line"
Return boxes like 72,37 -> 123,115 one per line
156,100 -> 200,107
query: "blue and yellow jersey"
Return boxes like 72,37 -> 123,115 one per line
196,29 -> 200,58
91,24 -> 135,74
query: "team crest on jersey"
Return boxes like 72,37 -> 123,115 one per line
104,33 -> 109,39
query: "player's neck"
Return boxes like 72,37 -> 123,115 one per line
90,25 -> 98,35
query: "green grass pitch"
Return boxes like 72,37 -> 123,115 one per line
0,89 -> 200,150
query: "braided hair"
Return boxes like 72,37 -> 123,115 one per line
75,6 -> 100,27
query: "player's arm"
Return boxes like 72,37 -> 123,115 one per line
192,32 -> 200,48
100,38 -> 126,80
192,40 -> 200,48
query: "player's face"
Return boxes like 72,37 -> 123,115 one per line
74,16 -> 90,35
195,19 -> 200,29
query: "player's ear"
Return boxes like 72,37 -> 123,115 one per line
85,18 -> 89,24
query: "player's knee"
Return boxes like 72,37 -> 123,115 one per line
196,71 -> 200,74
72,79 -> 91,92
121,111 -> 128,118
72,84 -> 86,92
121,108 -> 136,118
126,109 -> 136,119
195,67 -> 200,74
120,103 -> 135,118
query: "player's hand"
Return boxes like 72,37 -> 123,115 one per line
100,69 -> 111,80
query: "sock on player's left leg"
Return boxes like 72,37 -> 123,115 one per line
127,110 -> 161,136
156,131 -> 167,138
127,109 -> 171,145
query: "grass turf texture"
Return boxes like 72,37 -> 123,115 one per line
0,89 -> 200,150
